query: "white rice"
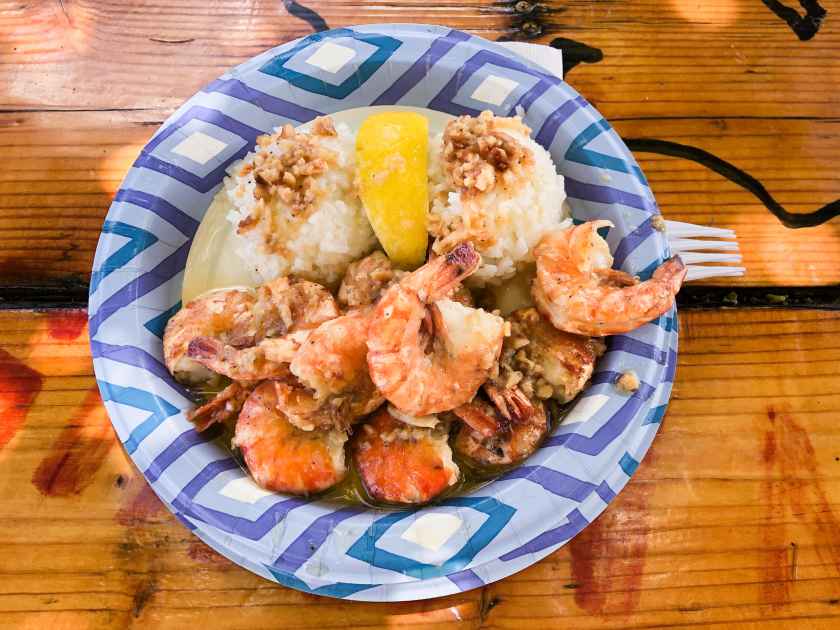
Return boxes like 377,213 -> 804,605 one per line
224,122 -> 376,287
429,128 -> 571,287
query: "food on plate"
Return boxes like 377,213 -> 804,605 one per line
188,381 -> 254,432
224,117 -> 376,286
533,219 -> 687,336
233,382 -> 348,494
283,309 -> 384,431
162,108 -> 685,501
351,407 -> 459,504
494,308 -> 606,403
163,277 -> 338,384
428,111 -> 571,287
366,242 -> 505,416
356,112 -> 430,269
487,265 -> 536,316
452,384 -> 548,467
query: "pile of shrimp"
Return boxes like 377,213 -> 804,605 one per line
163,221 -> 684,504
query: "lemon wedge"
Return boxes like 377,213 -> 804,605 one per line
356,112 -> 429,269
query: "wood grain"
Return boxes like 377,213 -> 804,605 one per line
1,1 -> 839,285
3,1 -> 838,116
3,1 -> 840,626
1,307 -> 839,628
621,117 -> 840,286
0,110 -> 151,281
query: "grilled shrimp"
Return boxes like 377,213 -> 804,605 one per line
188,382 -> 255,432
185,332 -> 307,382
164,287 -> 258,385
233,382 -> 347,495
367,242 -> 505,416
495,308 -> 605,403
269,381 -> 350,433
453,386 -> 548,467
164,277 -> 338,383
532,221 -> 686,336
275,309 -> 384,431
351,407 -> 459,504
337,250 -> 473,309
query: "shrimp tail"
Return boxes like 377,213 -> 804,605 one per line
452,401 -> 506,438
653,255 -> 687,293
188,336 -> 290,381
271,380 -> 354,432
485,384 -> 534,425
187,381 -> 254,432
405,242 -> 480,301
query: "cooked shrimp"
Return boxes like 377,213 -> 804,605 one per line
450,283 -> 474,307
351,407 -> 458,504
495,308 -> 605,403
233,382 -> 347,495
164,287 -> 258,385
336,251 -> 471,309
187,381 -> 254,432
451,383 -> 533,438
284,309 -> 384,431
532,221 -> 686,336
453,387 -> 548,467
366,242 -> 506,416
185,331 -> 306,382
164,276 -> 338,383
270,381 -> 350,433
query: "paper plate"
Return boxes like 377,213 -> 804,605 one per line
89,23 -> 677,601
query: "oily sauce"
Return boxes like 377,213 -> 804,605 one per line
202,391 -> 571,510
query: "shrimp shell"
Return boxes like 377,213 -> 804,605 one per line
367,242 -> 505,416
453,390 -> 548,467
165,276 -> 338,383
532,221 -> 686,336
351,407 -> 458,505
233,382 -> 347,495
187,381 -> 254,432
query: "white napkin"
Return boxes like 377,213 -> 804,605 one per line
497,41 -> 564,79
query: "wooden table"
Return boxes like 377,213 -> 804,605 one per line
2,1 -> 839,628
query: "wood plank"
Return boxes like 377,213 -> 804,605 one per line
0,110 -> 150,281
1,1 -> 838,286
1,307 -> 839,627
2,1 -> 838,116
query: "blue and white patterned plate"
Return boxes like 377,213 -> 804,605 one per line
89,24 -> 676,601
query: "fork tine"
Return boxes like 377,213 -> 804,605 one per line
685,265 -> 746,282
669,238 -> 740,252
664,220 -> 737,239
677,251 -> 742,265
663,220 -> 744,282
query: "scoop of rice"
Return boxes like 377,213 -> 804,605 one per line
224,119 -> 375,287
429,112 -> 571,287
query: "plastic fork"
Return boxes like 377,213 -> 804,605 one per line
665,220 -> 745,282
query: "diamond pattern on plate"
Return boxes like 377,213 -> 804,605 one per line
171,130 -> 229,165
305,41 -> 358,74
